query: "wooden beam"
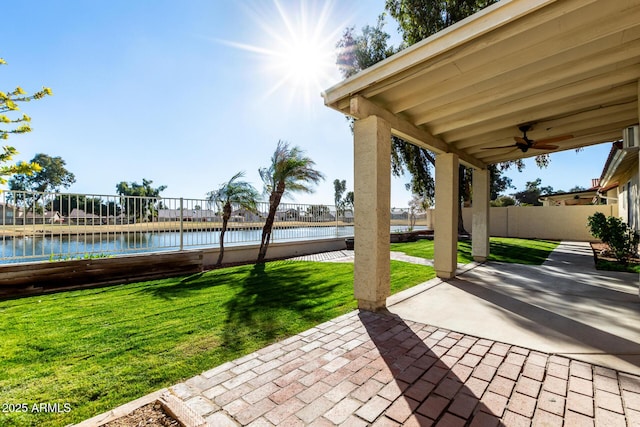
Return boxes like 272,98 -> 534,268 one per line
349,95 -> 485,169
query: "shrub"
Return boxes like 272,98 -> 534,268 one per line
606,216 -> 640,264
587,213 -> 640,265
587,212 -> 610,242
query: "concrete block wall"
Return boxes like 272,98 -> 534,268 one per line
459,205 -> 619,240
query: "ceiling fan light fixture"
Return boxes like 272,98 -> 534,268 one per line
483,125 -> 572,153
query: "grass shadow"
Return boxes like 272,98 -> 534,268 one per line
489,240 -> 558,265
221,261 -> 353,354
139,269 -> 246,300
392,238 -> 558,265
458,239 -> 558,265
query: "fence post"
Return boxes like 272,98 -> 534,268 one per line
179,198 -> 184,251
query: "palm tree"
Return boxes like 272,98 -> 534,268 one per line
257,141 -> 325,263
207,171 -> 259,266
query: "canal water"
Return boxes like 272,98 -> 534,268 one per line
0,225 -> 424,263
1,226 -> 340,263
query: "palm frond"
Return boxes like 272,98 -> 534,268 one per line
262,140 -> 326,198
207,171 -> 260,212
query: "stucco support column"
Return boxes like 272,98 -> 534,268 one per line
434,153 -> 459,279
353,115 -> 391,311
472,168 -> 490,262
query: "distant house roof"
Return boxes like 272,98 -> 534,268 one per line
538,189 -> 599,206
25,211 -> 61,219
190,209 -> 217,218
0,203 -> 24,217
157,209 -> 218,219
68,208 -> 100,219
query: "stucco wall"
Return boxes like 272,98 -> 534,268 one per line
459,205 -> 619,240
201,238 -> 347,267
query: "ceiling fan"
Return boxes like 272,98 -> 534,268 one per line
486,125 -> 573,153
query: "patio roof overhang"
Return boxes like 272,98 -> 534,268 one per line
321,0 -> 640,310
322,0 -> 640,168
600,144 -> 640,188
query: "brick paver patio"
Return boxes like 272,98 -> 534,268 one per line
166,310 -> 640,426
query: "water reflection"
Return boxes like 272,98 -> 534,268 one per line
1,225 -> 422,263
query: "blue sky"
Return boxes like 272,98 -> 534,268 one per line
3,0 -> 612,207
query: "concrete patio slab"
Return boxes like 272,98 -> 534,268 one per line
388,241 -> 640,375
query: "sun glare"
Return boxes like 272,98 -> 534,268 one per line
222,0 -> 347,110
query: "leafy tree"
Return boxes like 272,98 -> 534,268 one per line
115,178 -> 166,222
569,185 -> 586,192
333,179 -> 347,214
207,171 -> 260,266
8,153 -> 75,214
344,191 -> 354,211
489,165 -> 514,200
408,193 -> 430,230
385,0 -> 499,44
490,195 -> 516,207
257,141 -> 325,262
306,204 -> 331,221
336,17 -> 398,78
0,58 -> 52,183
513,179 -> 554,206
333,178 -> 355,217
52,196 -> 120,217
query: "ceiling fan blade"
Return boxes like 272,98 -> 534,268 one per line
530,144 -> 559,150
514,136 -> 528,144
533,135 -> 573,145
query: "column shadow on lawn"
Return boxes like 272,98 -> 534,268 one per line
221,262 -> 347,354
457,240 -> 559,265
143,261 -> 350,355
360,310 -> 506,425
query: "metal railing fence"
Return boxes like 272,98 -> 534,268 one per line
0,191 -> 342,262
0,190 -> 430,263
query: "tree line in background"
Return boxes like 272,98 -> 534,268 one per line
5,153 -> 168,221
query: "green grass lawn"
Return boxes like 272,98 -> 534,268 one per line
391,237 -> 560,265
0,260 -> 434,427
